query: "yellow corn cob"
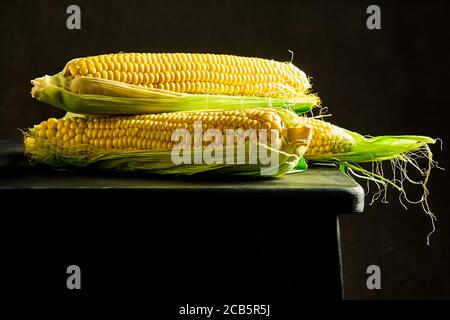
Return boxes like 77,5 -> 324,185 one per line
24,109 -> 312,176
28,113 -> 353,158
295,117 -> 355,157
62,53 -> 311,97
33,110 -> 295,150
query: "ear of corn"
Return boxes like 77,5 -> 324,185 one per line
24,108 -> 312,176
25,51 -> 441,243
31,75 -> 319,115
64,53 -> 311,97
296,117 -> 434,163
296,117 -> 356,157
31,53 -> 320,115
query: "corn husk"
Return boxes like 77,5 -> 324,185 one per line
301,125 -> 438,244
31,74 -> 320,115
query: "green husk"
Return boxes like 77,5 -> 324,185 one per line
24,138 -> 305,177
31,74 -> 319,115
301,128 -> 439,244
305,130 -> 435,164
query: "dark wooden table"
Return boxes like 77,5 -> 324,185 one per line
0,140 -> 364,315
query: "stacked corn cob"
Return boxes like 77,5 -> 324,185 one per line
26,52 -> 435,177
25,52 -> 438,241
27,53 -> 324,176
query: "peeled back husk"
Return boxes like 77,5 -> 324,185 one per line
31,73 -> 320,115
299,121 -> 438,244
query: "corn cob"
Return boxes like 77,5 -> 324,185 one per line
291,116 -> 434,163
32,110 -> 287,151
64,53 -> 310,97
296,117 -> 355,156
24,108 -> 312,176
31,53 -> 320,115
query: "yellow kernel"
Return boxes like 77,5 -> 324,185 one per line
79,61 -> 88,74
114,70 -> 121,81
46,129 -> 56,139
47,118 -> 58,129
137,138 -> 143,149
262,113 -> 273,122
56,121 -> 65,131
105,139 -> 112,150
75,134 -> 83,144
86,60 -> 96,74
132,72 -> 138,84
36,126 -> 47,138
132,136 -> 139,147
60,127 -> 69,135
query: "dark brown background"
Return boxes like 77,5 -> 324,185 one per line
0,0 -> 449,299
